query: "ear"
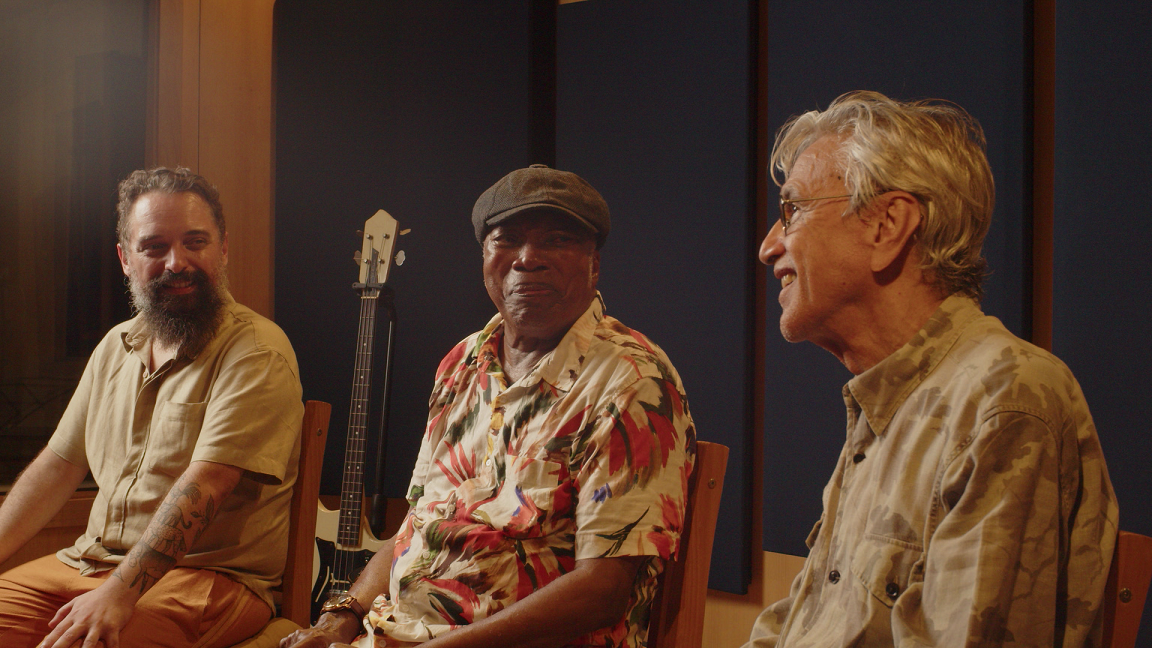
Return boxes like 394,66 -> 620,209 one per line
869,192 -> 922,273
220,232 -> 229,266
589,250 -> 601,288
117,243 -> 130,277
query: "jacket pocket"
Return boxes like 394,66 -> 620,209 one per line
851,534 -> 923,607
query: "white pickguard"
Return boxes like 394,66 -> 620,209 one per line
313,501 -> 389,589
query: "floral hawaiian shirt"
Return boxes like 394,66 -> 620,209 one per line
745,294 -> 1118,648
362,294 -> 696,647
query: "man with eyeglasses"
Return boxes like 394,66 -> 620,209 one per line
745,91 -> 1117,647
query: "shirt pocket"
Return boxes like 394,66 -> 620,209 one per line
146,400 -> 207,477
851,533 -> 923,608
472,454 -> 563,539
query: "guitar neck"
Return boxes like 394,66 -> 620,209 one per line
339,285 -> 380,546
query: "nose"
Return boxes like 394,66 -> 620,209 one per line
164,245 -> 191,274
512,241 -> 548,272
759,219 -> 785,266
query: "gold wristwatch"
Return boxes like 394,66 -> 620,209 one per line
320,593 -> 367,622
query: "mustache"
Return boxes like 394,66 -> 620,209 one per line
147,268 -> 210,291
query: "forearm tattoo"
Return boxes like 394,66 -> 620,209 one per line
122,546 -> 177,593
114,477 -> 219,595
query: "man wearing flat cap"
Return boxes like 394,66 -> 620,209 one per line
284,165 -> 696,648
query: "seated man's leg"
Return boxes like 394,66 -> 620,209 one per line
0,556 -> 270,648
118,568 -> 272,648
0,554 -> 87,647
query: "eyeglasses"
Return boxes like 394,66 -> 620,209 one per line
778,194 -> 852,234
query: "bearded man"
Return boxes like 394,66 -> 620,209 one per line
0,167 -> 305,648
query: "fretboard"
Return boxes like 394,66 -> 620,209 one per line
338,284 -> 380,547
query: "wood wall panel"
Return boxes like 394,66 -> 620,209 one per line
703,551 -> 805,647
150,0 -> 200,170
198,0 -> 276,317
151,0 -> 276,318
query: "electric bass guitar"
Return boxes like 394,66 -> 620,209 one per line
311,209 -> 404,622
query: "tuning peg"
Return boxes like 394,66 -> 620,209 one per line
355,230 -> 363,238
353,250 -> 362,265
395,250 -> 406,266
400,229 -> 411,236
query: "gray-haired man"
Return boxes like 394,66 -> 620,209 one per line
747,92 -> 1117,647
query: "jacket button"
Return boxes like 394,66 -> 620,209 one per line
828,570 -> 840,583
885,582 -> 900,598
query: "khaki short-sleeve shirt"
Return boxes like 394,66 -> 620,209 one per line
48,298 -> 304,609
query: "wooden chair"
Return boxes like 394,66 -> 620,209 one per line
647,440 -> 729,648
1103,530 -> 1152,648
228,400 -> 331,648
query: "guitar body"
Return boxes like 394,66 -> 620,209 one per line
311,502 -> 388,622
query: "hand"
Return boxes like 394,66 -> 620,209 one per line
40,581 -> 137,648
279,612 -> 363,648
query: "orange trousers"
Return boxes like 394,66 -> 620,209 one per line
0,555 -> 271,648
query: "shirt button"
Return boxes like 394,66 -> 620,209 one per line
885,582 -> 900,598
828,570 -> 840,583
853,452 -> 865,464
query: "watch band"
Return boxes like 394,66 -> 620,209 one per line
321,593 -> 367,622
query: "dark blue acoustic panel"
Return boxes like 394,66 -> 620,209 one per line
557,0 -> 755,594
760,0 -> 1028,555
274,1 -> 534,499
1053,1 -> 1152,642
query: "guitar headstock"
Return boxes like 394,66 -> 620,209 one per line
357,209 -> 400,286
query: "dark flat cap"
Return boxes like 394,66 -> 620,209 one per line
472,164 -> 610,248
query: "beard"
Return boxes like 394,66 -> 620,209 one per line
127,266 -> 228,355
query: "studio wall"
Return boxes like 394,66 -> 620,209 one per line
274,1 -> 537,502
1053,1 -> 1152,642
556,0 -> 756,594
758,0 -> 1029,557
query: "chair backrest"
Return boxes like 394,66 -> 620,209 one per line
647,440 -> 729,648
280,400 -> 331,627
1103,530 -> 1152,648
